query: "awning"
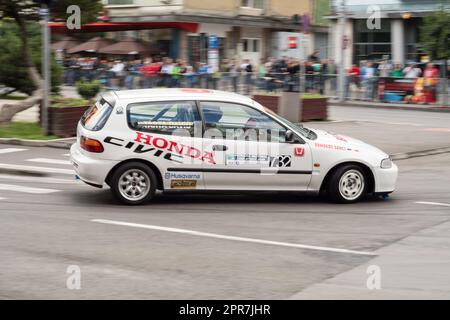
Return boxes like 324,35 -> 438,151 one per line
49,21 -> 199,34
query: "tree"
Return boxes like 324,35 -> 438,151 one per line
420,9 -> 450,60
420,8 -> 450,106
0,0 -> 103,123
0,22 -> 62,95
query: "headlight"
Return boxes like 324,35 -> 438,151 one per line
381,158 -> 392,169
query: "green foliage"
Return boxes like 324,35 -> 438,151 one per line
0,122 -> 58,140
76,79 -> 102,100
314,0 -> 331,26
420,9 -> 450,60
0,22 -> 62,95
51,96 -> 89,108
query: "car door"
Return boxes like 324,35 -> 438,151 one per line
123,100 -> 206,190
198,101 -> 313,191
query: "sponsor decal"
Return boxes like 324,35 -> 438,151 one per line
170,179 -> 197,189
164,172 -> 202,180
226,154 -> 291,168
137,121 -> 193,130
335,135 -> 348,143
226,154 -> 270,166
104,136 -> 183,163
134,132 -> 215,164
294,147 -> 305,157
315,143 -> 347,151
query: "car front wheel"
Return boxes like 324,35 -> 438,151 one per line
328,165 -> 367,203
110,162 -> 157,205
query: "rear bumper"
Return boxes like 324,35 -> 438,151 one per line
70,144 -> 118,188
373,163 -> 398,193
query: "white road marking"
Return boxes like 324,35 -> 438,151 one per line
63,153 -> 70,157
0,148 -> 26,154
0,183 -> 59,194
0,163 -> 73,175
26,158 -> 71,165
423,128 -> 450,133
0,174 -> 78,184
416,201 -> 450,207
92,219 -> 377,256
0,197 -> 5,200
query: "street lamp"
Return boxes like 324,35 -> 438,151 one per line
338,0 -> 347,103
35,0 -> 53,135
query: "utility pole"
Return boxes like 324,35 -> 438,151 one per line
39,3 -> 50,135
337,0 -> 347,102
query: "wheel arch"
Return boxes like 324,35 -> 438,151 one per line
105,158 -> 164,190
320,161 -> 375,194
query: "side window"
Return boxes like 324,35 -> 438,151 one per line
127,101 -> 200,137
199,101 -> 287,142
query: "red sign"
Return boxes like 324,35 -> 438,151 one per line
294,147 -> 304,157
288,37 -> 297,49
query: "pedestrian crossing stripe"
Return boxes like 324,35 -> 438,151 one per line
0,183 -> 60,194
26,158 -> 71,165
0,148 -> 26,154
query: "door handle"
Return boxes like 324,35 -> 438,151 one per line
212,145 -> 228,151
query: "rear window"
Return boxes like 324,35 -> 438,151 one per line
81,98 -> 113,131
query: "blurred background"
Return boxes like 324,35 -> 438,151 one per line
0,0 -> 449,138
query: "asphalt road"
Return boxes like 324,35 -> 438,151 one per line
1,105 -> 450,299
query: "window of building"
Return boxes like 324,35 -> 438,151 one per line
241,0 -> 264,9
353,19 -> 391,63
242,38 -> 260,52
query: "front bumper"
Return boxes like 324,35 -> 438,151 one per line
70,144 -> 118,188
373,163 -> 398,193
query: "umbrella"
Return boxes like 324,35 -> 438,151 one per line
67,36 -> 114,54
97,37 -> 157,56
51,36 -> 82,51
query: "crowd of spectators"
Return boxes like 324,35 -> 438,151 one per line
62,53 -> 446,103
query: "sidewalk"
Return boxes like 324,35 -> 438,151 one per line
290,219 -> 450,299
329,99 -> 450,113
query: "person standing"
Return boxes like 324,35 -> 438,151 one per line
240,59 -> 253,95
403,63 -> 422,79
423,63 -> 439,104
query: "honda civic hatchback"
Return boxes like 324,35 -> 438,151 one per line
70,88 -> 398,205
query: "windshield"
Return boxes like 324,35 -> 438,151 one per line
81,98 -> 113,131
263,107 -> 317,140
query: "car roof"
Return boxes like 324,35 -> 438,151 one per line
110,88 -> 260,108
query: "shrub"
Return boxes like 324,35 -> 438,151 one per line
76,79 -> 102,100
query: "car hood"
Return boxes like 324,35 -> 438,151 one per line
309,128 -> 389,157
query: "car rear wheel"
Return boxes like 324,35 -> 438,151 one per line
110,162 -> 157,205
328,165 -> 367,203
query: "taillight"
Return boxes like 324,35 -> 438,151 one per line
80,136 -> 104,153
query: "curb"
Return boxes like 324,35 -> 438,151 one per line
0,137 -> 75,149
330,101 -> 450,113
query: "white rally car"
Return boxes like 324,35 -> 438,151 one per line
70,88 -> 397,205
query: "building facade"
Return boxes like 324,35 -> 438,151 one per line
328,0 -> 450,68
102,0 -> 329,65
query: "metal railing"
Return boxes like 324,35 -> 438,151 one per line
63,68 -> 450,106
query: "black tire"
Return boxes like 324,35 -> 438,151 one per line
327,164 -> 367,204
110,162 -> 157,205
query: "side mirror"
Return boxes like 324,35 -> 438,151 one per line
285,130 -> 295,142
